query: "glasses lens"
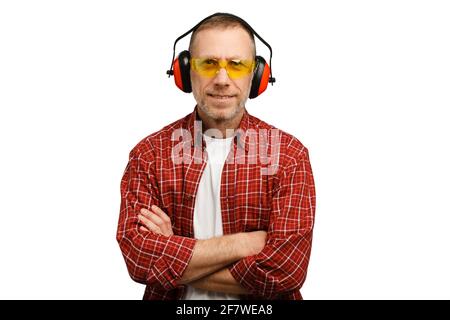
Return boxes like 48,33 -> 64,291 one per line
226,60 -> 255,78
192,58 -> 219,77
191,58 -> 255,79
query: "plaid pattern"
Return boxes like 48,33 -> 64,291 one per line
117,106 -> 316,300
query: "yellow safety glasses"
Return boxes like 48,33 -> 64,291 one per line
191,58 -> 255,79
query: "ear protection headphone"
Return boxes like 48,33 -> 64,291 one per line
166,12 -> 276,99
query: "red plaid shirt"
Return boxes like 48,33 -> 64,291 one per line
117,106 -> 316,300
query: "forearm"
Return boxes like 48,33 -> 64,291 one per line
178,233 -> 245,284
189,268 -> 249,295
136,203 -> 267,287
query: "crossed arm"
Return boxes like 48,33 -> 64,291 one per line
118,145 -> 315,298
138,205 -> 267,295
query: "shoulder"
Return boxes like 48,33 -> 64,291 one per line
129,113 -> 191,160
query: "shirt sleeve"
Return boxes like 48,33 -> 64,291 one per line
116,144 -> 197,291
229,147 -> 316,299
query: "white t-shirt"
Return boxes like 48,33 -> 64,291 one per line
183,134 -> 240,300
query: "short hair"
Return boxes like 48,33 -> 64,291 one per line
188,14 -> 256,57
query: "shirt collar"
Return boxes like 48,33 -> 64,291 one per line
185,105 -> 252,153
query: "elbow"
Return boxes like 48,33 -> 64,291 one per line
276,269 -> 307,295
253,245 -> 312,298
261,266 -> 307,298
232,235 -> 313,299
116,230 -> 179,290
117,233 -> 149,285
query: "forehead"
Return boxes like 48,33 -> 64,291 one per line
190,27 -> 254,59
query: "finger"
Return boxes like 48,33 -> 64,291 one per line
140,208 -> 153,216
140,226 -> 150,232
143,207 -> 172,235
141,207 -> 173,236
141,209 -> 171,236
138,214 -> 162,234
141,208 -> 165,226
151,208 -> 172,236
151,205 -> 171,223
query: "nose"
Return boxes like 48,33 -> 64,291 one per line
212,67 -> 231,86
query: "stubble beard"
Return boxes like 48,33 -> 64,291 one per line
197,96 -> 247,124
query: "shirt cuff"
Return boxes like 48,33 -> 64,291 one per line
228,255 -> 260,295
148,235 -> 197,290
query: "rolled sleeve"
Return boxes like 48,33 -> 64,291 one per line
229,148 -> 316,299
116,144 -> 197,290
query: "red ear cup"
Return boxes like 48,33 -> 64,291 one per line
172,50 -> 192,93
173,58 -> 183,91
257,63 -> 271,97
249,56 -> 270,99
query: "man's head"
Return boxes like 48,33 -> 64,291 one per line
188,14 -> 256,124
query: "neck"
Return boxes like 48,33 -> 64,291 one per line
197,107 -> 245,138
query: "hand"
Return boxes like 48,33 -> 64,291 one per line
241,231 -> 267,257
138,205 -> 173,237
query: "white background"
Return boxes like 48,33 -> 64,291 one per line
1,0 -> 449,299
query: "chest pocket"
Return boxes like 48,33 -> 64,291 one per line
233,166 -> 272,232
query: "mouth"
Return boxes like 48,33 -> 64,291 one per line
207,93 -> 236,100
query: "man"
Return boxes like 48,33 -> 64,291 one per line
117,13 -> 316,300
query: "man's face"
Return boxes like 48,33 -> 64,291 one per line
190,27 -> 255,123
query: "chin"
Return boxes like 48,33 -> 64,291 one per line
200,102 -> 241,121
